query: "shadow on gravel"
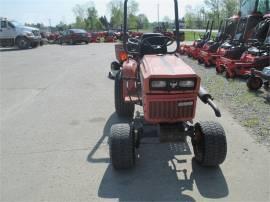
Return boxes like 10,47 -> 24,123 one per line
87,113 -> 229,201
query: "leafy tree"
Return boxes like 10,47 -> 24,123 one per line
85,6 -> 99,30
107,0 -> 139,29
107,0 -> 123,29
137,14 -> 149,29
56,21 -> 69,31
100,16 -> 110,30
73,4 -> 86,20
204,0 -> 222,28
222,0 -> 239,18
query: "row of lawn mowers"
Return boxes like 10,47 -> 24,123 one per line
179,11 -> 270,92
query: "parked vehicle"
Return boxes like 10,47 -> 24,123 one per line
59,29 -> 91,45
108,0 -> 227,170
104,31 -> 117,43
90,32 -> 102,43
247,67 -> 270,90
0,17 -> 41,49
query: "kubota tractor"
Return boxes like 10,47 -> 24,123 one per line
109,0 -> 227,170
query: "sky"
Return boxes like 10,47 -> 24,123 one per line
0,0 -> 204,26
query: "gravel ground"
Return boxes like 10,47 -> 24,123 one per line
181,55 -> 270,148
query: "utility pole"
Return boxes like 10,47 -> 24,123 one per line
48,18 -> 52,32
157,1 -> 160,28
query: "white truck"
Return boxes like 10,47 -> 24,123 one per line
0,18 -> 42,49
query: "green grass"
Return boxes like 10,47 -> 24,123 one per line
243,118 -> 260,128
184,31 -> 217,41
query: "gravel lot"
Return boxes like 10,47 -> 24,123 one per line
1,44 -> 270,202
181,56 -> 270,148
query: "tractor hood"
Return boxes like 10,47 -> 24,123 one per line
141,55 -> 197,78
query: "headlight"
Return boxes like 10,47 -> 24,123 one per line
25,32 -> 34,37
151,80 -> 167,88
179,80 -> 195,88
150,78 -> 196,90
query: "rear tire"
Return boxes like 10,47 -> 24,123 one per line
115,71 -> 135,118
192,122 -> 227,166
109,124 -> 135,170
247,76 -> 263,91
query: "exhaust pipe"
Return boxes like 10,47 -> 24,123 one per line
198,87 -> 221,117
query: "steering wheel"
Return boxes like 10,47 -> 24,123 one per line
141,36 -> 175,54
128,37 -> 140,46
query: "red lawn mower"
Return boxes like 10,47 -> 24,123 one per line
188,21 -> 214,60
198,16 -> 240,67
179,21 -> 213,57
216,12 -> 264,76
216,12 -> 269,78
109,0 -> 227,170
216,0 -> 270,76
247,66 -> 270,91
224,22 -> 270,78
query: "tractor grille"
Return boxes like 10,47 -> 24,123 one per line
149,100 -> 194,120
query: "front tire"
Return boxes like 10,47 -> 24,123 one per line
192,122 -> 227,166
247,76 -> 263,91
109,124 -> 135,170
115,71 -> 135,117
17,37 -> 30,49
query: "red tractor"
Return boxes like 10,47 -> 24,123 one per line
109,0 -> 227,170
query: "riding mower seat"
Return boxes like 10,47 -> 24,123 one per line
247,45 -> 269,56
140,33 -> 168,56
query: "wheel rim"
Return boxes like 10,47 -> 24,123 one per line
19,39 -> 27,47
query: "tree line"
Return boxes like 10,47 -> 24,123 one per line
25,0 -> 240,31
184,0 -> 240,29
72,0 -> 149,31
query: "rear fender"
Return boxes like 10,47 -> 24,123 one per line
122,59 -> 138,100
